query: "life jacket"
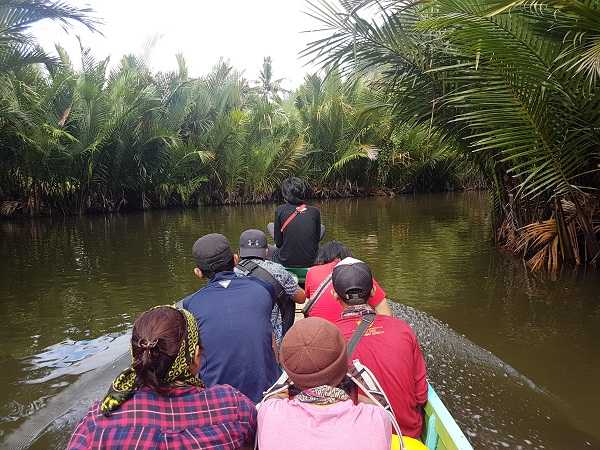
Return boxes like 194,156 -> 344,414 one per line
236,258 -> 295,336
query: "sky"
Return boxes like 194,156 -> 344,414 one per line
33,0 -> 322,89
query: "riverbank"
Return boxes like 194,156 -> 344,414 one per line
0,183 -> 486,218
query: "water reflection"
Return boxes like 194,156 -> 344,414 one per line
1,193 -> 599,449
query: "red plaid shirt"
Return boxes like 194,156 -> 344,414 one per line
67,384 -> 256,450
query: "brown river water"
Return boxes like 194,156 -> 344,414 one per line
0,193 -> 599,449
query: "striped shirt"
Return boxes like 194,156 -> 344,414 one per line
67,385 -> 256,450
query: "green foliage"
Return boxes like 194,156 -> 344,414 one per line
0,0 -> 475,216
0,0 -> 98,71
302,0 -> 600,268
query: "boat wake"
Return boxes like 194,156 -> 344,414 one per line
391,303 -> 598,450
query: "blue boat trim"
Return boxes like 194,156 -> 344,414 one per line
424,411 -> 439,449
426,384 -> 473,449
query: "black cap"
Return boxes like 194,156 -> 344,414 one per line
192,233 -> 233,271
332,257 -> 373,305
239,229 -> 268,258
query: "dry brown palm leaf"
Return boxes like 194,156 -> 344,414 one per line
515,219 -> 561,271
0,201 -> 22,216
567,220 -> 581,265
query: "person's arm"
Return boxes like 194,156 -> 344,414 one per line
374,299 -> 392,316
369,279 -> 392,316
279,266 -> 306,304
315,208 -> 321,242
235,389 -> 258,448
66,408 -> 94,450
274,208 -> 283,247
304,270 -> 314,299
292,288 -> 306,304
414,337 -> 428,406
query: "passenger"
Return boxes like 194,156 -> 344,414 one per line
67,305 -> 256,450
332,257 -> 428,438
257,317 -> 392,450
234,229 -> 306,343
271,177 -> 321,268
303,241 -> 391,322
184,233 -> 280,402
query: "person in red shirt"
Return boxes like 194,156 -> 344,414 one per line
304,241 -> 391,322
332,257 -> 428,439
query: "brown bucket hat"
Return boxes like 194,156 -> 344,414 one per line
279,317 -> 348,390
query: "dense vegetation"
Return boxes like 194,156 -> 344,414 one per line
304,0 -> 600,271
2,0 -> 599,271
0,0 -> 476,219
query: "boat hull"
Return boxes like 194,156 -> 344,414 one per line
422,384 -> 473,450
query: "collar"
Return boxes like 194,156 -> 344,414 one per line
341,304 -> 375,318
209,271 -> 237,283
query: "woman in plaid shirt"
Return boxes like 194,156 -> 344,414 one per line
67,306 -> 256,450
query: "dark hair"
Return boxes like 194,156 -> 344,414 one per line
199,256 -> 235,279
281,177 -> 306,205
131,307 -> 197,392
315,241 -> 353,265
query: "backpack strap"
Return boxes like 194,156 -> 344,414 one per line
237,259 -> 284,300
237,259 -> 296,336
280,204 -> 307,233
347,312 -> 376,358
302,273 -> 332,317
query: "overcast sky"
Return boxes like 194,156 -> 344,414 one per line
33,0 -> 322,89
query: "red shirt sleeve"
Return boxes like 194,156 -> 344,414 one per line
367,278 -> 386,307
413,337 -> 428,405
304,268 -> 315,298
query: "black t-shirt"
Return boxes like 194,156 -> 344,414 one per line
274,203 -> 321,267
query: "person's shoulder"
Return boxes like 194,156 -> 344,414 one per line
203,383 -> 241,397
308,260 -> 335,275
276,203 -> 292,213
183,285 -> 217,311
378,314 -> 418,336
205,384 -> 257,410
353,402 -> 392,427
257,397 -> 291,415
261,260 -> 294,279
306,204 -> 320,216
86,400 -> 101,421
259,259 -> 282,272
183,287 -> 205,304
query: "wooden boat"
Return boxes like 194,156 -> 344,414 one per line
285,266 -> 474,450
420,384 -> 473,450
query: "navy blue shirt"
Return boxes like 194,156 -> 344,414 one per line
183,272 -> 281,403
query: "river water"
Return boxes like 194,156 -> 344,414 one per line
0,193 -> 599,449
